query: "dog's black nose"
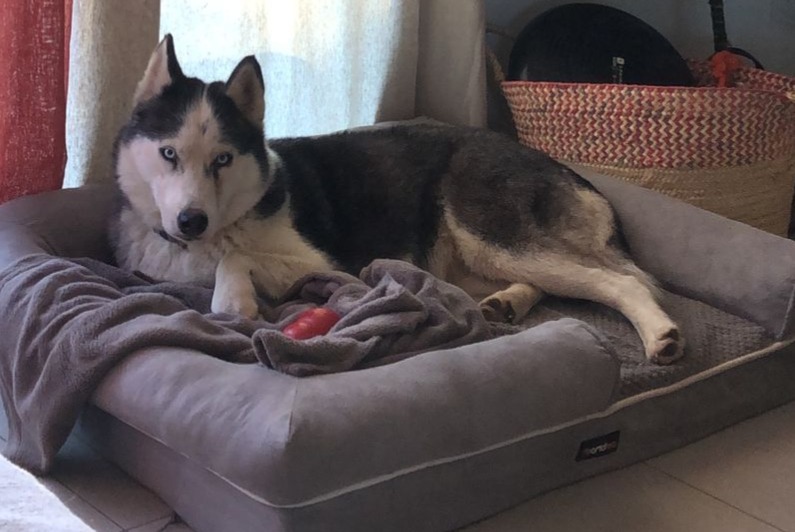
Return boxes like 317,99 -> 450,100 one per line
177,208 -> 208,238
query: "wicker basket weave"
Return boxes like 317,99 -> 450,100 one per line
500,62 -> 795,235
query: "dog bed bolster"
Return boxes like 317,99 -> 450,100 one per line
92,318 -> 619,506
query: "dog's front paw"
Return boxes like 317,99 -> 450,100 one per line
211,287 -> 259,319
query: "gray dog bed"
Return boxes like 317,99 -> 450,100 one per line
0,167 -> 793,532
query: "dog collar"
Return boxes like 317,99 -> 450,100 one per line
154,228 -> 188,250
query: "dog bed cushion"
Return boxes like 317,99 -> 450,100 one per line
0,169 -> 793,532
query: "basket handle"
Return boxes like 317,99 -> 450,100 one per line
485,25 -> 513,83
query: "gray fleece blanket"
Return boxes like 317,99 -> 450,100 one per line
0,254 -> 488,473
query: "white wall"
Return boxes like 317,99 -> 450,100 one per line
486,0 -> 795,76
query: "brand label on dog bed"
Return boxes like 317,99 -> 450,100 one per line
576,431 -> 620,461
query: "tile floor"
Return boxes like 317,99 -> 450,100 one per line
2,400 -> 795,531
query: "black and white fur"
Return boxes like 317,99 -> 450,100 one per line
111,35 -> 684,364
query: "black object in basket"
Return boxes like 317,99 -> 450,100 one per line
507,3 -> 694,87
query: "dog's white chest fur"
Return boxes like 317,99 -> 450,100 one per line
115,208 -> 220,286
115,205 -> 334,296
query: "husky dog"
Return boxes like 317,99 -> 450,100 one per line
111,35 -> 684,365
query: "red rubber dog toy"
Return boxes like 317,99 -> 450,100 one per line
282,308 -> 341,340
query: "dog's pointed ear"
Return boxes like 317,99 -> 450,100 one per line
133,34 -> 184,106
225,56 -> 265,127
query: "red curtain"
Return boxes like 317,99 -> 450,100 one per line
0,0 -> 73,204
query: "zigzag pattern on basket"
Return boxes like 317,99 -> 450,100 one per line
500,61 -> 795,235
503,78 -> 795,168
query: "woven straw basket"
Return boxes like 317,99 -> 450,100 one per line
500,61 -> 795,235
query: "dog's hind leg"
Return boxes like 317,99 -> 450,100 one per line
428,231 -> 544,324
527,254 -> 682,365
487,250 -> 682,364
439,136 -> 682,363
480,283 -> 544,324
447,218 -> 682,364
437,255 -> 544,324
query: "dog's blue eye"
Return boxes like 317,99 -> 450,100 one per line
214,152 -> 233,167
160,147 -> 177,161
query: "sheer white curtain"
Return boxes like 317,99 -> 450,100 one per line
65,0 -> 486,186
162,0 -> 486,138
64,0 -> 160,187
